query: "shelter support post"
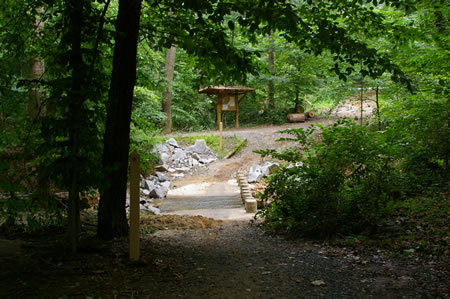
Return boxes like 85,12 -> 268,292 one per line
216,94 -> 223,129
235,93 -> 239,128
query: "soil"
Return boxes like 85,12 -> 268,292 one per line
1,119 -> 448,298
171,119 -> 331,184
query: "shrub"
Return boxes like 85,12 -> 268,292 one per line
256,119 -> 400,236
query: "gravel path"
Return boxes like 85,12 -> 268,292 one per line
128,221 -> 431,298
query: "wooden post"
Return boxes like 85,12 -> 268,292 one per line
129,151 -> 140,261
217,95 -> 223,129
235,93 -> 239,128
219,121 -> 223,150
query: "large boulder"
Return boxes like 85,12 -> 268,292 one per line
143,179 -> 156,191
165,138 -> 179,148
185,139 -> 212,155
150,186 -> 167,199
248,162 -> 279,183
172,148 -> 187,163
152,143 -> 169,154
156,172 -> 168,182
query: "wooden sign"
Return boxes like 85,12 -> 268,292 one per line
221,95 -> 237,111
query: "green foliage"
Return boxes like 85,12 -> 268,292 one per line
379,194 -> 450,255
133,86 -> 165,126
256,114 -> 447,236
381,95 -> 449,193
0,194 -> 66,232
129,115 -> 160,175
168,134 -> 242,158
257,119 -> 393,235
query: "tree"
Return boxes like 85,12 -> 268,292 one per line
98,0 -> 142,240
97,0 -> 417,238
162,44 -> 176,133
66,0 -> 87,252
267,31 -> 275,112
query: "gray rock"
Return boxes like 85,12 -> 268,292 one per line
172,148 -> 186,162
150,187 -> 166,199
148,206 -> 160,214
247,162 -> 279,183
140,179 -> 146,188
168,167 -> 176,173
142,189 -> 150,196
148,175 -> 158,182
191,152 -> 201,160
185,139 -> 211,155
199,156 -> 216,164
155,164 -> 169,172
153,143 -> 169,154
160,181 -> 170,191
156,172 -> 168,182
165,138 -> 179,148
171,173 -> 185,178
143,180 -> 156,191
248,165 -> 266,183
160,152 -> 170,164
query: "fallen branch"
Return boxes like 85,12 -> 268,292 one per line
225,138 -> 247,159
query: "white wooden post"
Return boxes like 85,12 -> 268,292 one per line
219,121 -> 223,150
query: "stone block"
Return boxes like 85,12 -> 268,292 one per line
245,198 -> 257,213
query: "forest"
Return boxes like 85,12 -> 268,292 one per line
0,0 -> 448,297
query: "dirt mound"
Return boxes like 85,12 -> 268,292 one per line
140,214 -> 223,230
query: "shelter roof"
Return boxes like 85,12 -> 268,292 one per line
198,85 -> 255,95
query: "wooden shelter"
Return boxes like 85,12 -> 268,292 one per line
199,85 -> 255,128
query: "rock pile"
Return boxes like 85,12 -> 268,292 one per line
153,138 -> 218,178
127,138 -> 218,213
328,99 -> 375,119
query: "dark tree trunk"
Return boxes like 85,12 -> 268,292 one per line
294,87 -> 301,113
98,0 -> 142,240
28,8 -> 50,204
268,32 -> 275,113
67,0 -> 84,252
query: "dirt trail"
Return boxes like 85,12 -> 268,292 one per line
1,119 -> 447,298
158,119 -> 328,220
173,119 -> 330,183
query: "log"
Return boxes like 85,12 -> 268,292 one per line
305,111 -> 315,118
286,113 -> 306,122
225,138 -> 247,159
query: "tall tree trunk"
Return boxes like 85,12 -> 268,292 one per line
376,85 -> 380,130
360,77 -> 364,126
98,0 -> 142,240
28,8 -> 49,204
67,0 -> 84,252
162,45 -> 176,133
268,32 -> 275,113
294,87 -> 300,113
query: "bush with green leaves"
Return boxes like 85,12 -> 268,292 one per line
256,119 -> 402,236
129,116 -> 160,176
381,94 -> 448,193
